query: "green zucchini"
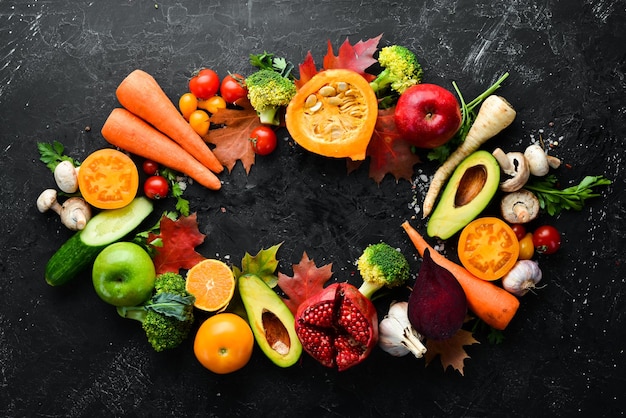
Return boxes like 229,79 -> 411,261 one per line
45,197 -> 154,286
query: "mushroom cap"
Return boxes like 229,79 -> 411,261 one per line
524,144 -> 550,177
60,197 -> 92,230
500,189 -> 540,224
36,189 -> 59,213
492,149 -> 531,192
54,161 -> 79,193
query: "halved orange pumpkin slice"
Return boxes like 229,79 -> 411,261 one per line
285,69 -> 378,161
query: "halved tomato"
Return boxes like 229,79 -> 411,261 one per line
77,148 -> 139,210
457,217 -> 520,281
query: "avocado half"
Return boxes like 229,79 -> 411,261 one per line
238,274 -> 302,368
427,150 -> 500,240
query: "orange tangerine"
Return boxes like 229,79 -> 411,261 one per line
185,259 -> 235,312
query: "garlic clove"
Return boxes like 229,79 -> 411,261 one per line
378,301 -> 427,359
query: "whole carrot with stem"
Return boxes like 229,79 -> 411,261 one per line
115,69 -> 224,174
401,220 -> 519,330
101,108 -> 222,191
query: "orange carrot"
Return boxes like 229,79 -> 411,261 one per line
401,220 -> 519,330
101,108 -> 221,191
115,69 -> 223,174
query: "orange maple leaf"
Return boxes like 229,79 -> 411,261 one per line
204,97 -> 261,174
276,252 -> 334,315
425,328 -> 480,376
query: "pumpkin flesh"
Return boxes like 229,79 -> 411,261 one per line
286,69 -> 378,161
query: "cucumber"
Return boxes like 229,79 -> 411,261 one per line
45,197 -> 154,286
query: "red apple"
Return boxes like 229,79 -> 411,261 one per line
394,84 -> 462,149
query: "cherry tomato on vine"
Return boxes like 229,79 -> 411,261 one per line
510,224 -> 527,241
250,125 -> 277,156
532,225 -> 561,255
144,175 -> 169,200
179,92 -> 198,120
189,69 -> 220,100
198,95 -> 227,114
518,232 -> 535,260
220,74 -> 247,103
189,110 -> 211,136
142,159 -> 159,176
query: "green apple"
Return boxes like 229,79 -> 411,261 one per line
92,242 -> 156,307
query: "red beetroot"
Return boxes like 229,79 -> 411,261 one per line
408,249 -> 467,340
295,282 -> 378,371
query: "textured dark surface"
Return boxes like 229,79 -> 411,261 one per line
1,1 -> 625,417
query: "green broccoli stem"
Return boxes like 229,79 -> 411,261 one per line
258,108 -> 280,126
369,69 -> 392,94
358,281 -> 383,300
117,306 -> 147,322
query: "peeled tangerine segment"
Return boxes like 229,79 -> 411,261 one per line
285,69 -> 378,161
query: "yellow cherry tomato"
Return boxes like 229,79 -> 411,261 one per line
193,313 -> 254,374
179,92 -> 198,120
188,109 -> 210,136
518,232 -> 535,260
198,95 -> 227,114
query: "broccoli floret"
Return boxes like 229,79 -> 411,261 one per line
245,69 -> 296,125
370,45 -> 423,98
357,242 -> 411,299
117,272 -> 195,352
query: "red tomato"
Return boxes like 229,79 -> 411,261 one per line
510,224 -> 527,241
144,175 -> 169,199
220,74 -> 247,103
142,160 -> 159,176
532,225 -> 561,255
250,126 -> 277,156
189,69 -> 220,100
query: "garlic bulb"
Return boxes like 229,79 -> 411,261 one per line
502,260 -> 543,296
378,301 -> 427,358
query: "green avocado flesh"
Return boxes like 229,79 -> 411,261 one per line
427,150 -> 500,240
238,274 -> 302,368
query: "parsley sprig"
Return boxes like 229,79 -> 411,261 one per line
160,167 -> 190,217
524,174 -> 612,216
37,141 -> 80,172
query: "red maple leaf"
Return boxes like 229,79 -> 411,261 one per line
348,107 -> 421,183
276,252 -> 334,315
295,51 -> 319,90
148,213 -> 206,275
425,328 -> 480,376
294,34 -> 382,88
322,34 -> 382,81
204,97 -> 261,174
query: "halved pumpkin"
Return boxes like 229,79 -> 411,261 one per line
285,69 -> 378,161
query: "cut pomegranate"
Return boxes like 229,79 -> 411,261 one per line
295,282 -> 378,371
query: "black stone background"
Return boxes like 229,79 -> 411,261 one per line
1,1 -> 625,417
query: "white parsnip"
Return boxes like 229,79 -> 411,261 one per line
422,95 -> 516,218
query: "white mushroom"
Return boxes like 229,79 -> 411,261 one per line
492,148 -> 531,192
54,161 -> 80,193
500,189 -> 540,224
524,144 -> 561,177
37,189 -> 92,230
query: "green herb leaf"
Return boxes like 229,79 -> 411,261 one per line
37,141 -> 80,172
160,167 -> 190,217
146,292 -> 195,321
524,174 -> 612,216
